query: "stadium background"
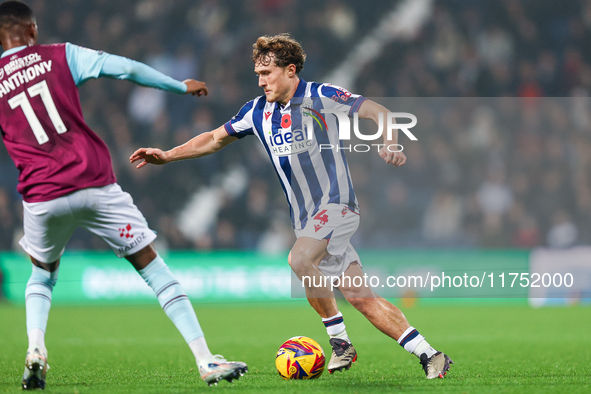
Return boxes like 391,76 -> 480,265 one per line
1,1 -> 590,392
1,0 -> 591,254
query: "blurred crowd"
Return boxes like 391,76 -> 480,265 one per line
1,0 -> 591,252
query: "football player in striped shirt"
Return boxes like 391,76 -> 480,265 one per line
131,33 -> 453,379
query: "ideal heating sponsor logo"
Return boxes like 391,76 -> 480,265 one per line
268,113 -> 313,157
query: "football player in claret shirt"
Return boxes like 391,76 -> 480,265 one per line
132,33 -> 453,379
0,1 -> 246,389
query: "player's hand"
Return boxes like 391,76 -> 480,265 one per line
183,79 -> 208,96
379,146 -> 406,167
129,148 -> 169,169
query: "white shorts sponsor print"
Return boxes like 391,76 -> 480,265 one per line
19,184 -> 156,262
295,203 -> 362,278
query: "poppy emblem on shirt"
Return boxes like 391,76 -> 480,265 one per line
281,114 -> 291,128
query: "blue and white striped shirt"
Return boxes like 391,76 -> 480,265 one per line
224,79 -> 366,230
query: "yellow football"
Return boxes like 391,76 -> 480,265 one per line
275,336 -> 325,379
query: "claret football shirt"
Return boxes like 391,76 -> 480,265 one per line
0,43 -> 186,202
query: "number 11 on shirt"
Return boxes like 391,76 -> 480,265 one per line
8,80 -> 67,145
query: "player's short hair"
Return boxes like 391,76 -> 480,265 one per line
252,33 -> 306,74
0,1 -> 35,29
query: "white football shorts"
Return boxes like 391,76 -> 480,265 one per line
295,203 -> 362,278
19,183 -> 157,262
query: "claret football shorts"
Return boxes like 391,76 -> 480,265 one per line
295,203 -> 363,278
19,183 -> 157,262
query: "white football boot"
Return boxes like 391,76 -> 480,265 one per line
327,338 -> 357,373
22,348 -> 49,390
197,355 -> 248,386
419,351 -> 453,379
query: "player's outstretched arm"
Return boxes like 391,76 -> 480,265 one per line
358,100 -> 407,167
100,53 -> 208,96
182,79 -> 208,96
130,126 -> 237,169
67,43 -> 207,96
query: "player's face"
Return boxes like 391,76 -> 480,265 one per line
255,60 -> 293,104
28,21 -> 39,45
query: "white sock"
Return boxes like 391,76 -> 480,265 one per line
322,312 -> 350,343
26,264 -> 58,357
331,328 -> 350,343
139,254 -> 204,343
189,336 -> 213,363
27,328 -> 47,356
413,339 -> 437,358
398,326 -> 437,358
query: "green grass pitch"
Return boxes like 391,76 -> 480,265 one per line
1,300 -> 589,393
